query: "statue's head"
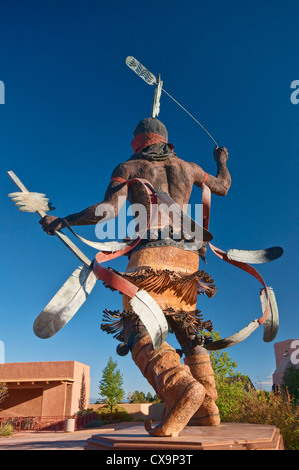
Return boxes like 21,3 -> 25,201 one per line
133,117 -> 168,140
131,118 -> 173,156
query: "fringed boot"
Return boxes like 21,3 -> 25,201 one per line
131,335 -> 205,437
184,352 -> 220,426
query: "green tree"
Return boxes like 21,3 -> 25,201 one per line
152,394 -> 161,403
128,390 -> 146,403
99,357 -> 124,413
208,331 -> 240,379
128,390 -> 161,403
146,392 -> 154,402
203,331 -> 251,420
281,365 -> 299,404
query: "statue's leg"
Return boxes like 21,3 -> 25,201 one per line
184,350 -> 220,426
118,246 -> 217,434
168,319 -> 220,426
123,318 -> 205,437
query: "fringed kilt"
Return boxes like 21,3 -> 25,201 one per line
101,246 -> 216,342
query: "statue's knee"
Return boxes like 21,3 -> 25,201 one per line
117,316 -> 148,356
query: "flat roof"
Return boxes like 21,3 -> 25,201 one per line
3,378 -> 75,383
0,360 -> 89,382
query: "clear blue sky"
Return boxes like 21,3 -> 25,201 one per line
0,0 -> 298,401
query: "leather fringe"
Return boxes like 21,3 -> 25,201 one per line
102,266 -> 217,306
101,307 -> 213,341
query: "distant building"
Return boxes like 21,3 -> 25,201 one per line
272,339 -> 299,388
0,361 -> 90,418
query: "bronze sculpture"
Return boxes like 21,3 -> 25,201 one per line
39,117 -> 231,436
8,58 -> 281,439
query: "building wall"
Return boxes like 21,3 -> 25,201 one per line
272,339 -> 299,386
0,387 -> 43,417
0,360 -> 75,381
71,361 -> 90,415
41,382 -> 67,417
0,361 -> 90,418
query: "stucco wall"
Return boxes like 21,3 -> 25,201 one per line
0,361 -> 90,418
0,388 -> 43,417
71,361 -> 90,414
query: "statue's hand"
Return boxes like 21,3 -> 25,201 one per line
39,215 -> 66,235
214,146 -> 229,163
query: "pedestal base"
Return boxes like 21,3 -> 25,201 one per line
84,422 -> 284,450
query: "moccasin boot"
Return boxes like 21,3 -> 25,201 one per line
131,335 -> 205,437
184,353 -> 220,426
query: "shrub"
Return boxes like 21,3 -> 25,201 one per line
83,419 -> 103,429
96,405 -> 133,423
76,408 -> 95,416
227,387 -> 299,450
0,423 -> 13,437
216,377 -> 250,422
281,366 -> 299,405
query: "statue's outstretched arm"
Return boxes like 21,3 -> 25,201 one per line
40,163 -> 129,234
191,147 -> 231,196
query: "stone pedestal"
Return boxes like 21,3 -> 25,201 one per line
84,422 -> 284,450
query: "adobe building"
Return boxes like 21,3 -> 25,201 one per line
272,339 -> 299,388
0,361 -> 90,418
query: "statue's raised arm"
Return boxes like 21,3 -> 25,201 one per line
190,146 -> 231,196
